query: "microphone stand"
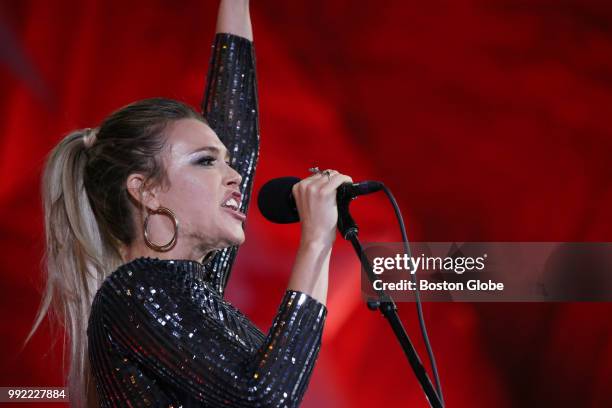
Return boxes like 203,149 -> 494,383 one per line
337,192 -> 443,408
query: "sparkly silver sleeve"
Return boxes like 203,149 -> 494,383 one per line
201,33 -> 260,296
88,258 -> 327,407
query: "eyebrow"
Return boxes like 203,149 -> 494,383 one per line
190,146 -> 230,160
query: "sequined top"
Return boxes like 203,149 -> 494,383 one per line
87,34 -> 328,407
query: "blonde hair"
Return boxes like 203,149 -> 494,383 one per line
25,98 -> 205,406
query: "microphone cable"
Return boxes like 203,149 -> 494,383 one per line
380,184 -> 445,406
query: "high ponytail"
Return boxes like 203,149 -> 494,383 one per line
27,128 -> 120,407
25,98 -> 205,407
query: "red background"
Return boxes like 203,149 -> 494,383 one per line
1,0 -> 611,407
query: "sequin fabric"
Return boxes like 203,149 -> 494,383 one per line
87,34 -> 328,407
88,257 -> 326,407
201,33 -> 260,296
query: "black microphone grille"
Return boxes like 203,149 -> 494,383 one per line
257,176 -> 301,224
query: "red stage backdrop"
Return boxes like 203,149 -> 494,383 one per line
1,1 -> 611,407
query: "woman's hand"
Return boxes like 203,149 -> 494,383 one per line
287,170 -> 352,305
292,170 -> 353,248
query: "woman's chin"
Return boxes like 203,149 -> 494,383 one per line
234,233 -> 246,246
227,229 -> 246,246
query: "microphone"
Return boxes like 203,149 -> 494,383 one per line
257,176 -> 383,224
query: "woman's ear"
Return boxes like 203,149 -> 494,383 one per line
126,173 -> 159,212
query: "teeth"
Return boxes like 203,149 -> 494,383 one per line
222,197 -> 239,210
225,198 -> 238,207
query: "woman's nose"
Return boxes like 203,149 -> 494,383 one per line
225,163 -> 242,187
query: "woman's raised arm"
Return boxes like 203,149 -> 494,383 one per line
201,0 -> 259,295
216,0 -> 253,40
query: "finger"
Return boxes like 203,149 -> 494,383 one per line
322,174 -> 353,194
294,173 -> 323,197
322,169 -> 338,182
301,172 -> 323,185
307,173 -> 331,189
310,169 -> 338,186
307,171 -> 325,181
294,175 -> 316,192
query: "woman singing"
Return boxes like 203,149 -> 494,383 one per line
28,1 -> 352,406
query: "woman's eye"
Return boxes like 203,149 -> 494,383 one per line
196,156 -> 216,166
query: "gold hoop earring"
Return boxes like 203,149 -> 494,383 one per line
143,206 -> 178,252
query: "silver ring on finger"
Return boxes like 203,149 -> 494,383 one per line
308,166 -> 321,175
322,169 -> 337,181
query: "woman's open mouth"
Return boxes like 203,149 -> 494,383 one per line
221,197 -> 246,221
